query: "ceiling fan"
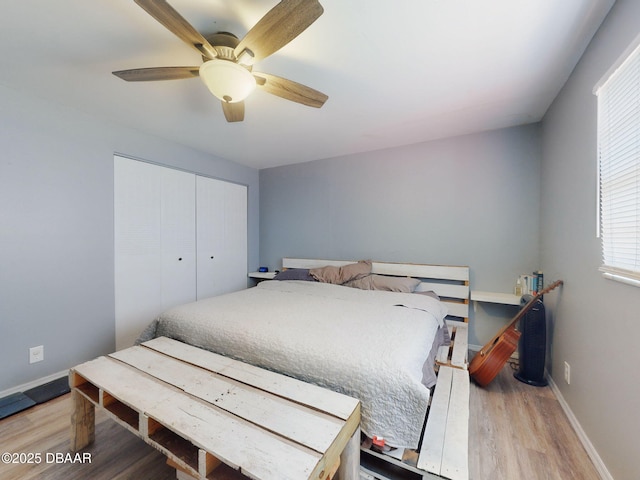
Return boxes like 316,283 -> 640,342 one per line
113,0 -> 328,122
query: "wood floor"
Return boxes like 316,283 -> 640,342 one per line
468,365 -> 600,480
0,367 -> 600,480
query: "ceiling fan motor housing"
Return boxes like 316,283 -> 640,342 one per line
203,32 -> 240,60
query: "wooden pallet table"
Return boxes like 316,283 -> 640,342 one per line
70,337 -> 361,480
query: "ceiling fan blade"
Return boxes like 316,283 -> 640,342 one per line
253,72 -> 327,108
134,0 -> 217,59
113,66 -> 200,81
222,101 -> 245,122
234,0 -> 323,63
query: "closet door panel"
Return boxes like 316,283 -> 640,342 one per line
160,167 -> 196,310
196,176 -> 247,299
221,181 -> 248,292
114,157 -> 163,350
196,176 -> 225,299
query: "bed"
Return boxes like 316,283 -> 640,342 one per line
137,258 -> 470,479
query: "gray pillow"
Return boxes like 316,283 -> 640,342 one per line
272,269 -> 317,281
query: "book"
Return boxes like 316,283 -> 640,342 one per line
518,274 -> 534,295
517,271 -> 544,296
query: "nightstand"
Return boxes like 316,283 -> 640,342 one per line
248,271 -> 277,281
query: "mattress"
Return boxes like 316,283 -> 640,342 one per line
137,280 -> 448,448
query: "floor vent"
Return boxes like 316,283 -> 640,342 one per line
0,377 -> 69,419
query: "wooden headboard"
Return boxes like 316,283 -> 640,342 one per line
282,258 -> 470,322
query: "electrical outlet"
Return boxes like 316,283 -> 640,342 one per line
564,361 -> 571,385
29,345 -> 44,364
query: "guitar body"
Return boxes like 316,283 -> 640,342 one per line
469,326 -> 520,387
469,279 -> 563,387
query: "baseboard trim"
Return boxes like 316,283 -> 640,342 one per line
0,370 -> 69,400
547,376 -> 613,480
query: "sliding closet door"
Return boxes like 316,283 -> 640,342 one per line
114,156 -> 196,350
196,176 -> 247,299
115,157 -> 247,348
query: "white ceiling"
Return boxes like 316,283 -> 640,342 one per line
1,0 -> 614,169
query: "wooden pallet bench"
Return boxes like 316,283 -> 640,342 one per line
70,337 -> 361,480
361,320 -> 469,480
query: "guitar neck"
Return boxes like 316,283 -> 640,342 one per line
481,280 -> 563,353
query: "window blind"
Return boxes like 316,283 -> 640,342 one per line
595,39 -> 640,284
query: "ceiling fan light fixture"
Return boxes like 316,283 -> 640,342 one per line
199,60 -> 256,103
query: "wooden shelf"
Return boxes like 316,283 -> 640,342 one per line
470,290 -> 521,306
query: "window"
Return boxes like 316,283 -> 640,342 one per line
594,36 -> 640,287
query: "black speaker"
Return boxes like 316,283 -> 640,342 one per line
514,294 -> 548,386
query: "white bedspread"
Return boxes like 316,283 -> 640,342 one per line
139,280 -> 448,448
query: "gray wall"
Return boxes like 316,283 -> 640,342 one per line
260,124 -> 542,346
541,1 -> 640,478
0,85 -> 259,393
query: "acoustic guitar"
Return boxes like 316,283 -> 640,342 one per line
469,280 -> 563,387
